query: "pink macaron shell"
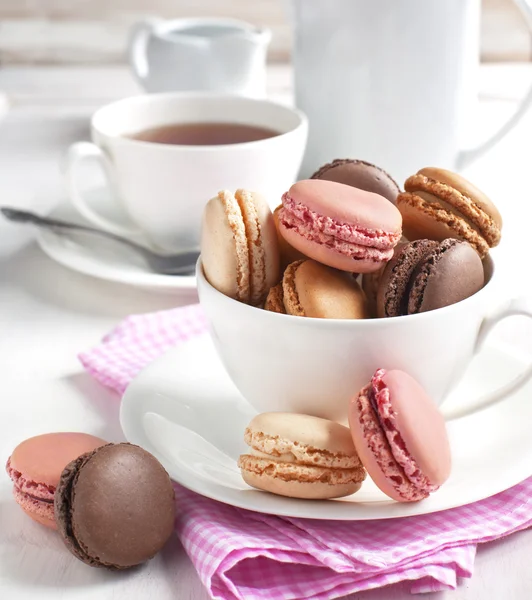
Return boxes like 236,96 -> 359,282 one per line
348,385 -> 426,502
382,370 -> 451,487
278,220 -> 391,273
8,432 -> 108,493
288,179 -> 402,232
13,486 -> 56,529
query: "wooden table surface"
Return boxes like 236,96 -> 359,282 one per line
1,63 -> 532,600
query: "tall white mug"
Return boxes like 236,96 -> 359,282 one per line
292,0 -> 532,182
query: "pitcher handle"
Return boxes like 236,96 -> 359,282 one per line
458,0 -> 532,168
128,18 -> 163,83
441,297 -> 532,421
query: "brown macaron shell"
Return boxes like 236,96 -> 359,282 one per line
377,240 -> 439,318
377,239 -> 484,318
55,443 -> 175,570
311,158 -> 401,204
397,168 -> 501,258
407,239 -> 485,314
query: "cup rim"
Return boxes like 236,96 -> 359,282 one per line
196,254 -> 497,328
91,92 -> 307,151
153,17 -> 272,43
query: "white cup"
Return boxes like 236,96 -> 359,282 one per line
197,255 -> 532,422
291,0 -> 532,182
64,93 -> 307,252
128,17 -> 271,97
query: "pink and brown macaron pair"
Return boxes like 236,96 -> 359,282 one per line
240,370 -> 451,503
201,189 -> 280,305
6,434 -> 176,569
277,179 -> 402,273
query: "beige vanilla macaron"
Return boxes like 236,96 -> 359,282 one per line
238,412 -> 366,499
264,259 -> 368,319
201,189 -> 280,305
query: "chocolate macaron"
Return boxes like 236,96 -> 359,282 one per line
311,158 -> 401,204
55,443 -> 176,569
377,239 -> 485,317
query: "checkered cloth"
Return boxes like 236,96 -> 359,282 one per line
80,303 -> 532,599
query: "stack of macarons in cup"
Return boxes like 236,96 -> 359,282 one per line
200,158 -> 503,502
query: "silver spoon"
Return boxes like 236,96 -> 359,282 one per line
1,207 -> 199,276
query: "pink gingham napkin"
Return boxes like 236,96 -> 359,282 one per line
79,304 -> 532,599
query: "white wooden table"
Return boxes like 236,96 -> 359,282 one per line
1,64 -> 532,600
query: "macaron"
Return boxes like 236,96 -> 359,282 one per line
361,266 -> 385,318
55,443 -> 175,569
264,282 -> 286,314
277,179 -> 402,273
238,412 -> 366,499
5,432 -> 107,529
311,158 -> 401,204
376,238 -> 484,317
201,189 -> 280,305
265,259 -> 368,318
397,167 -> 502,258
349,369 -> 451,502
273,204 -> 308,269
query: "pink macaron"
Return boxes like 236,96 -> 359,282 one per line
277,179 -> 402,273
348,369 -> 451,502
6,432 -> 107,528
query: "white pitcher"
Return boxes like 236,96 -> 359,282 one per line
128,17 -> 271,97
291,0 -> 532,182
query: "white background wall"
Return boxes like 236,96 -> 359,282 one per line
0,0 -> 530,64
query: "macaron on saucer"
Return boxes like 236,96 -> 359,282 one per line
120,332 -> 532,520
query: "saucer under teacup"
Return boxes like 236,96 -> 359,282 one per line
120,332 -> 532,520
36,187 -> 197,294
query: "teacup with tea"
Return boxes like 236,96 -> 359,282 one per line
64,93 -> 308,253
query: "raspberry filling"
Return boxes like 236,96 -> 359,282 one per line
279,192 -> 401,259
369,370 -> 438,494
6,458 -> 56,501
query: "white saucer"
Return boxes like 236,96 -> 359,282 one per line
36,186 -> 197,294
120,333 -> 532,520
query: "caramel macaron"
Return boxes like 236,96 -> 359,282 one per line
265,259 -> 368,319
397,167 -> 502,258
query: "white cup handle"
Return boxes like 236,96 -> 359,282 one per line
128,18 -> 162,84
458,0 -> 532,168
442,297 -> 532,421
64,141 -> 141,237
